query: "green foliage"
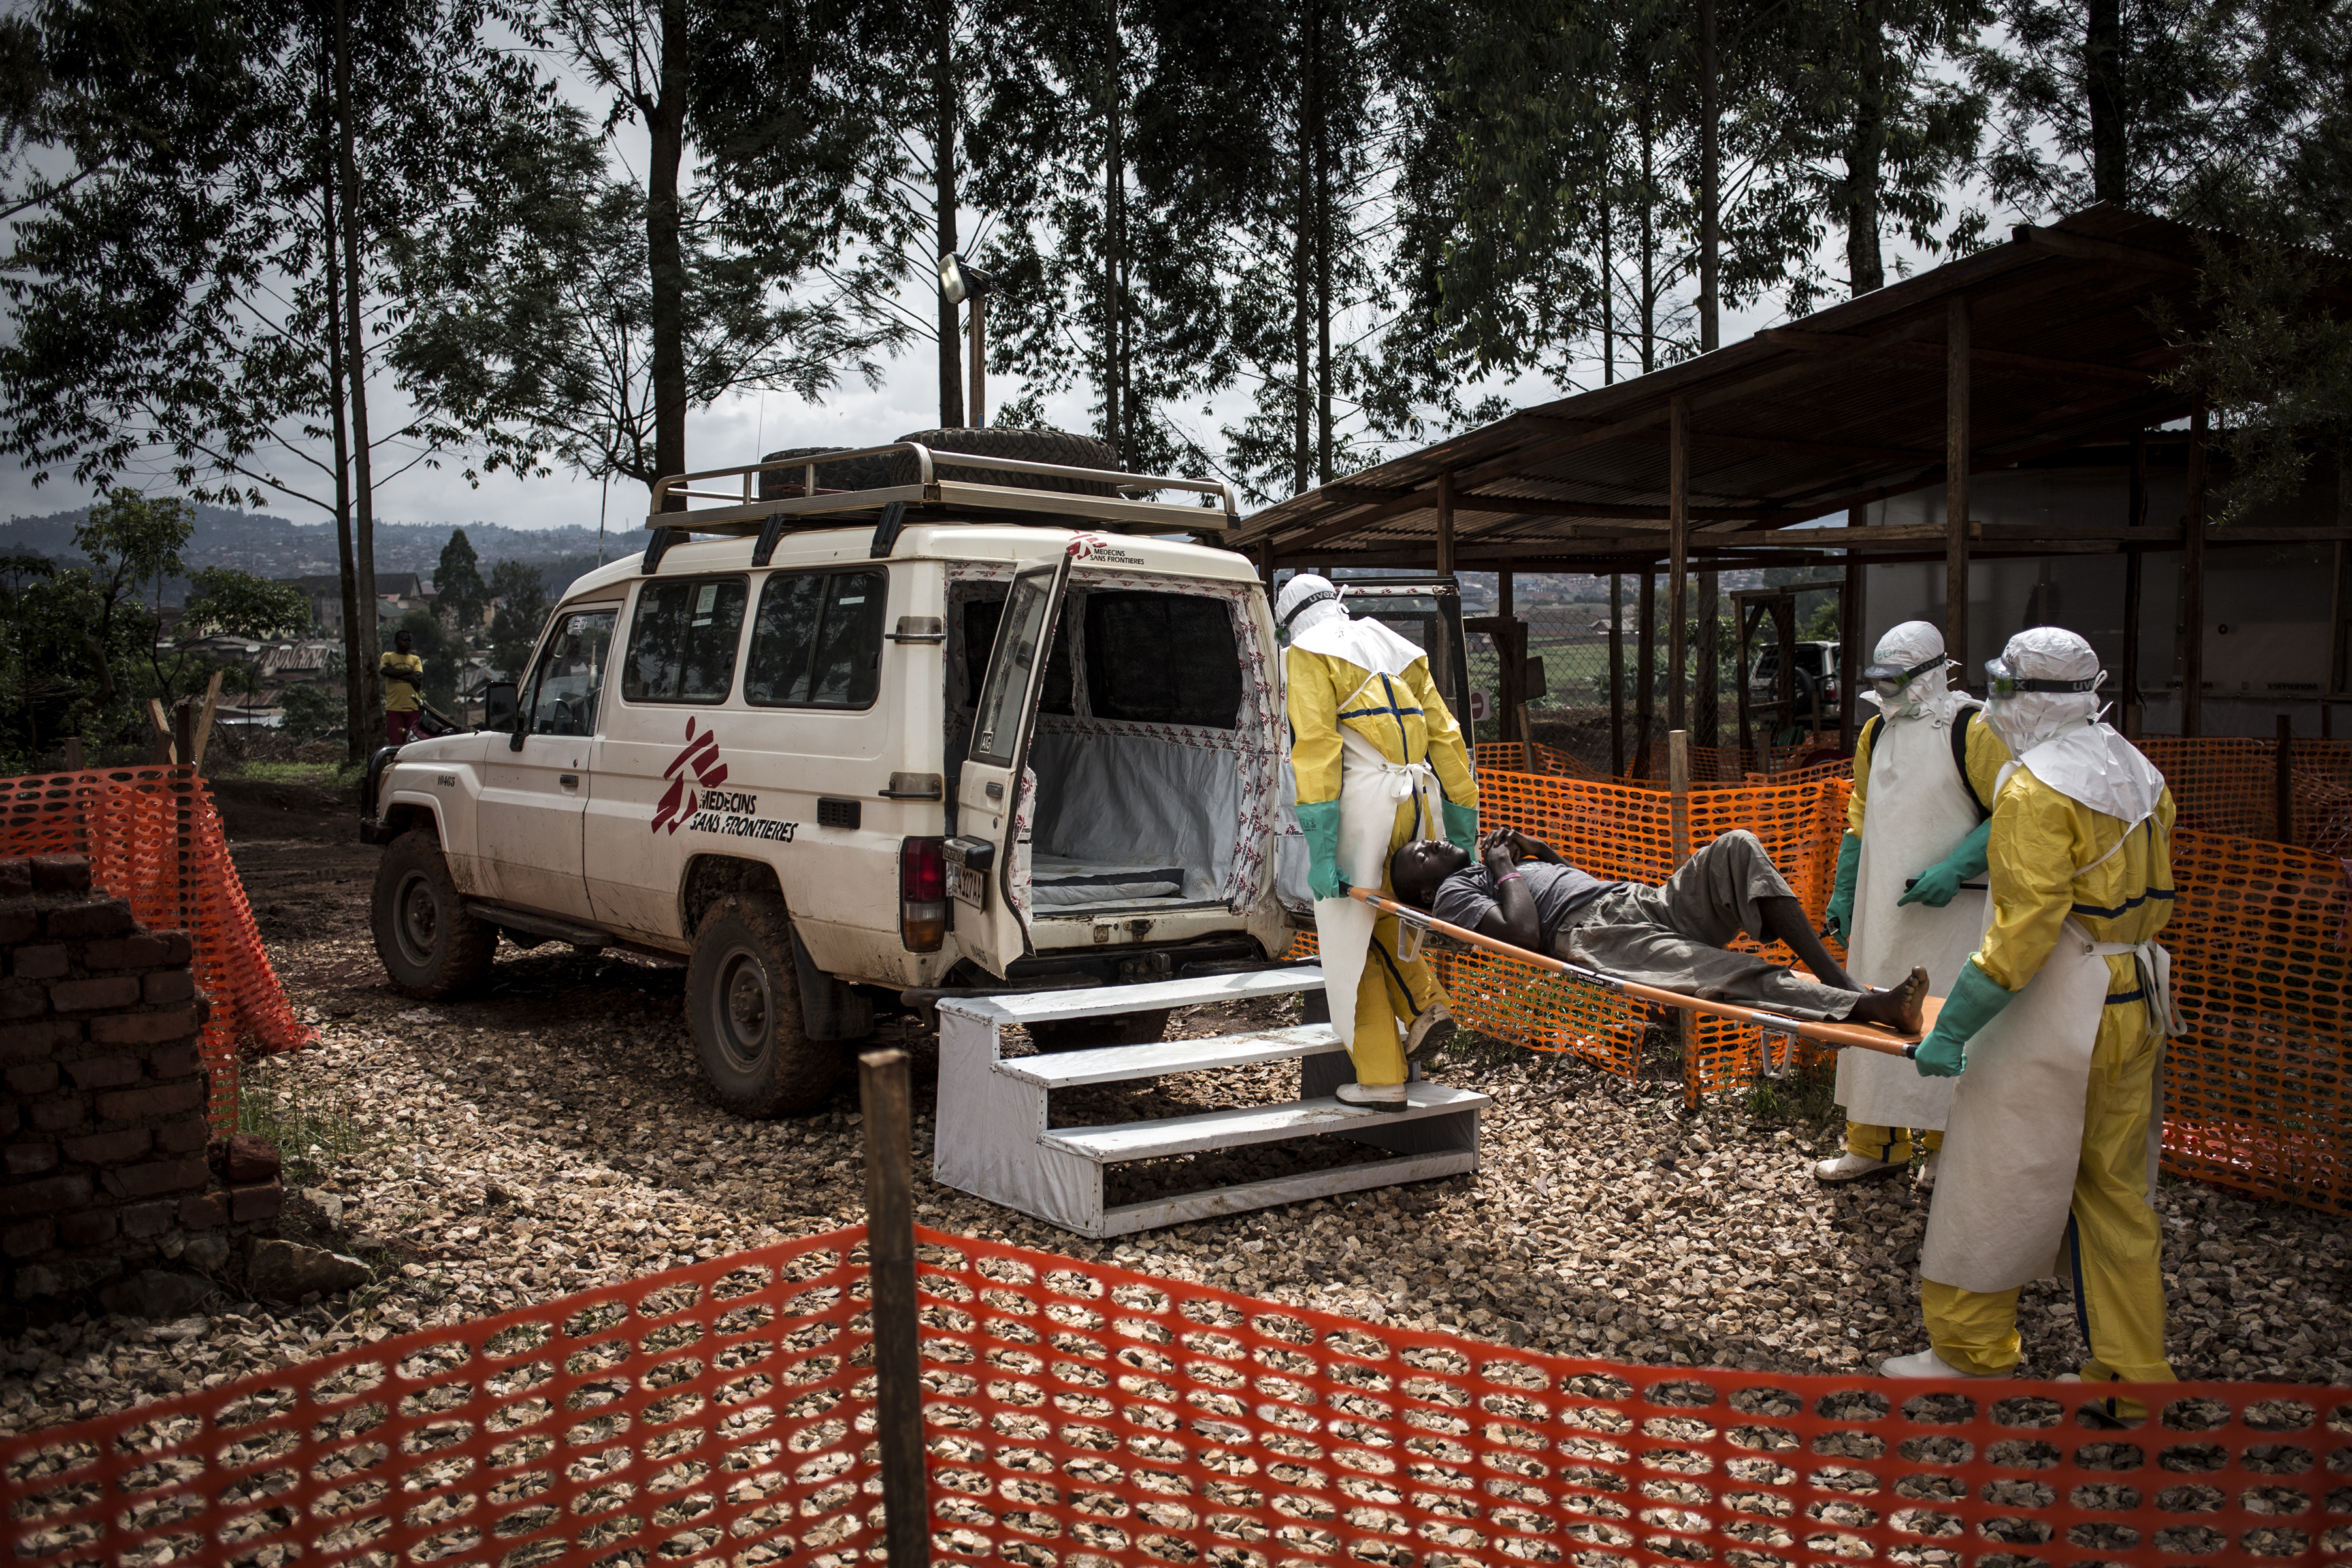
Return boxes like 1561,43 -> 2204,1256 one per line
487,558 -> 552,678
184,566 -> 310,639
434,530 -> 486,632
278,681 -> 344,743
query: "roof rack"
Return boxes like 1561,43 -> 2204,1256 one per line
644,443 -> 1241,543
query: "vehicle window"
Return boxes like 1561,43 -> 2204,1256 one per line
745,569 -> 888,709
961,596 -> 1073,715
971,571 -> 1056,764
624,576 -> 749,702
525,608 -> 618,737
1085,591 -> 1241,728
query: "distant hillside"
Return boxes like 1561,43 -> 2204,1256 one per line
0,503 -> 627,604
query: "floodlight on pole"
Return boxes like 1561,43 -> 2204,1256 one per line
940,252 -> 996,429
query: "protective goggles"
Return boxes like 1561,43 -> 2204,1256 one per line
1860,653 -> 1946,689
1984,657 -> 2100,697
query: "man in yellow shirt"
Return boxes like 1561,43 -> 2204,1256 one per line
1279,574 -> 1478,1109
380,629 -> 425,745
1886,627 -> 2180,1416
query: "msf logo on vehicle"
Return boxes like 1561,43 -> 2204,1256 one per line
651,718 -> 798,842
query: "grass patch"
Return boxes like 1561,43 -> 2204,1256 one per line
226,760 -> 353,790
237,1063 -> 390,1185
1743,1053 -> 1840,1131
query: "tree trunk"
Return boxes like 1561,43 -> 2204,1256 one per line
1309,0 -> 1332,485
1696,0 -> 1719,353
647,0 -> 689,506
1601,173 -> 1614,384
936,0 -> 964,428
1102,0 -> 1123,464
2087,0 -> 2127,203
1638,95 -> 1656,373
1290,65 -> 1311,497
321,138 -> 363,757
334,0 -> 380,746
1845,0 -> 1886,295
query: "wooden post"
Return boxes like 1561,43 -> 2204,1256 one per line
859,1048 -> 928,1567
1634,568 -> 1657,777
1840,507 -> 1865,752
1668,728 -> 1691,866
1694,568 -> 1718,747
147,698 -> 174,765
1944,297 -> 1972,685
1736,603 -> 1755,768
191,669 -> 225,774
1435,472 -> 1456,578
2276,713 -> 2294,847
1609,572 -> 1625,776
173,700 -> 195,773
62,738 -> 84,772
1667,395 -> 1690,730
2330,538 -> 2349,700
2121,429 -> 2148,715
1495,567 -> 1519,743
2182,405 -> 2208,738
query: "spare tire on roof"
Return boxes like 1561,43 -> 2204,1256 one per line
756,445 -> 901,501
888,427 -> 1123,495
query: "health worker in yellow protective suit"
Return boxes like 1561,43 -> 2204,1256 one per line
1884,627 -> 2181,1418
1816,621 -> 2010,1192
1279,574 -> 1478,1110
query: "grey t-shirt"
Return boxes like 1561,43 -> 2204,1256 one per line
1431,860 -> 1623,942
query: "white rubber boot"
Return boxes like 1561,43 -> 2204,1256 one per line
1814,1152 -> 1903,1184
1336,1081 -> 1410,1113
1916,1148 -> 1940,1191
1880,1347 -> 2003,1379
1404,1004 -> 1457,1060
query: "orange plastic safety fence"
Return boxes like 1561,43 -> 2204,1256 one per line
2159,829 -> 2351,1215
911,1225 -> 2352,1568
0,768 -> 314,1130
1,1229 -> 880,1568
2139,737 -> 2352,856
1471,743 -> 1606,781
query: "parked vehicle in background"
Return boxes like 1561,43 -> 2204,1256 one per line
1749,639 -> 1840,723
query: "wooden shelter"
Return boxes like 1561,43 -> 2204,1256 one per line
1233,206 -> 2352,739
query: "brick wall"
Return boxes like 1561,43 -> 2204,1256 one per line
1,855 -> 280,1303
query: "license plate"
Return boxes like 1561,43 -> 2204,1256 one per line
949,864 -> 987,910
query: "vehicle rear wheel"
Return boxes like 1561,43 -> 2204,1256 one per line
371,830 -> 497,998
686,895 -> 842,1117
1027,1009 -> 1173,1053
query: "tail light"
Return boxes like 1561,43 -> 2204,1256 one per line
901,836 -> 947,951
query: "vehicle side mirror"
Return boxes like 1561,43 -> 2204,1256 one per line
482,681 -> 517,732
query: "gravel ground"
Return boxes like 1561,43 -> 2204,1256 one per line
3,777 -> 2347,1439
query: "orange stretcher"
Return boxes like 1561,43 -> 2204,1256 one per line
1346,885 -> 1938,1067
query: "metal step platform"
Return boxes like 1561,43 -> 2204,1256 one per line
932,966 -> 1489,1237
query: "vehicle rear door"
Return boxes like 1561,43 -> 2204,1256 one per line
948,552 -> 1072,975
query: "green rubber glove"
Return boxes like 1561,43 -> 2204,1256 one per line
1824,833 -> 1861,939
1296,800 -> 1344,902
1913,957 -> 2017,1077
1441,800 -> 1479,855
1899,818 -> 1993,908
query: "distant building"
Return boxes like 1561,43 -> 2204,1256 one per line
278,573 -> 427,636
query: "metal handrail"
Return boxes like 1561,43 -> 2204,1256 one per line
647,442 -> 1239,524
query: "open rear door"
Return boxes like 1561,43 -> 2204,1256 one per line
947,553 -> 1073,976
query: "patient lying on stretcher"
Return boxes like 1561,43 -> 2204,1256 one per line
1390,828 -> 1929,1033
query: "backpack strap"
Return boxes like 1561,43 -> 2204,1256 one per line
1859,713 -> 1883,760
1951,704 -> 1992,821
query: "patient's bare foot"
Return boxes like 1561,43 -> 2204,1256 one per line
1844,966 -> 1929,1033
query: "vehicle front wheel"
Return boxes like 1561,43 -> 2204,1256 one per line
686,895 -> 842,1118
372,830 -> 497,998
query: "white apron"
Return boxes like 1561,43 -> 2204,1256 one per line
1313,727 -> 1443,1053
1918,758 -> 2173,1294
1837,706 -> 1984,1131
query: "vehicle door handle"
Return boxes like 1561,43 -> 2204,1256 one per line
985,781 -> 1004,800
559,774 -> 580,789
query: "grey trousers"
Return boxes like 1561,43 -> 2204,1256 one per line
1549,830 -> 1860,1021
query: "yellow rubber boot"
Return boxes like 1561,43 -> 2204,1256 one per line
1347,955 -> 1409,1088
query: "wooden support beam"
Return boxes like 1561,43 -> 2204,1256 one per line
2121,429 -> 2148,716
2182,405 -> 2208,736
1320,485 -> 1757,523
1840,506 -> 1865,751
1635,570 -> 1656,777
1520,412 -> 1938,464
1435,472 -> 1456,576
1609,572 -> 1626,776
2013,224 -> 2202,278
1668,397 -> 1690,731
1761,326 -> 2163,385
1946,299 -> 1972,684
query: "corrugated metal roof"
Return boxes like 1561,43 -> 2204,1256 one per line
1236,206 -> 2342,568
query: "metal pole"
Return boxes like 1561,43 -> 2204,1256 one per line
968,295 -> 986,430
860,1049 -> 928,1566
1944,297 -> 1972,685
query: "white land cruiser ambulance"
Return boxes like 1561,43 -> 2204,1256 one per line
361,429 -> 1475,1119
